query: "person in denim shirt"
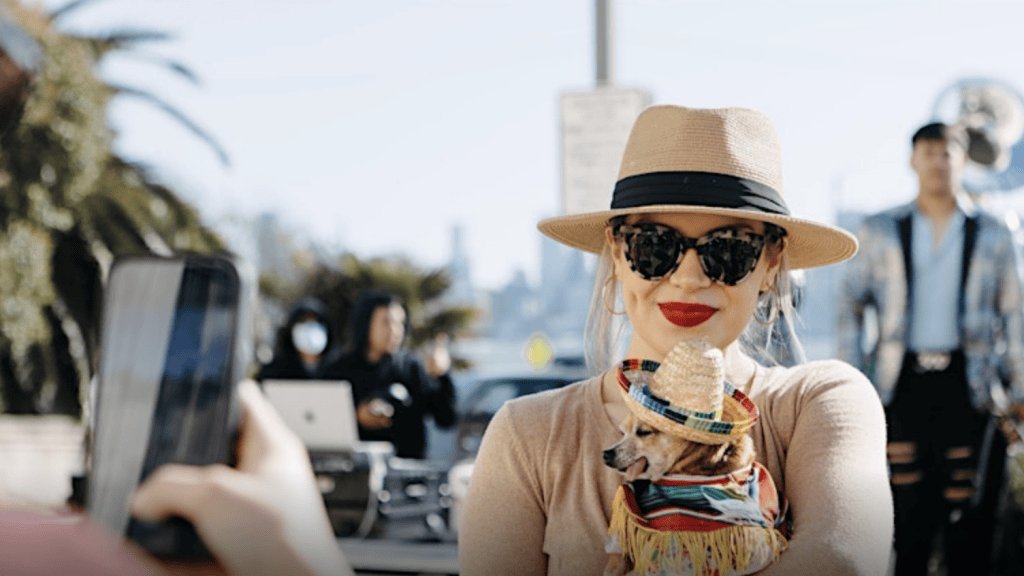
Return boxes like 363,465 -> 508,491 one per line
838,122 -> 1024,576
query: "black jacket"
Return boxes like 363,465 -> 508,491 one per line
327,350 -> 456,459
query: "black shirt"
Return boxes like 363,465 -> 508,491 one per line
326,351 -> 456,459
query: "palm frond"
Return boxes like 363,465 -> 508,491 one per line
108,83 -> 230,166
95,29 -> 172,45
48,0 -> 99,23
1,0 -> 230,416
142,56 -> 200,85
73,29 -> 174,59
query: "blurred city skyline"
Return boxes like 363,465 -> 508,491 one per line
40,0 -> 1024,290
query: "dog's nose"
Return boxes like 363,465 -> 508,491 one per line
602,448 -> 617,467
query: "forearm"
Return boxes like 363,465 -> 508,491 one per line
281,479 -> 354,576
998,250 -> 1024,402
428,372 -> 458,428
1001,311 -> 1024,403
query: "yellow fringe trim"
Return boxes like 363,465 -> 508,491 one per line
610,487 -> 788,576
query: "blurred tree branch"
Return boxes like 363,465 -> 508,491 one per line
0,0 -> 226,416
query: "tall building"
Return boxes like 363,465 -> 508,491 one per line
444,225 -> 475,307
539,235 -> 593,342
490,269 -> 539,341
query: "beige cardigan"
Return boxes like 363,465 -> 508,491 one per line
459,359 -> 893,576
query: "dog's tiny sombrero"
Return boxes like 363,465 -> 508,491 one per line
618,339 -> 758,445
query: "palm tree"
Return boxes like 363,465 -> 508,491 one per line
0,0 -> 227,416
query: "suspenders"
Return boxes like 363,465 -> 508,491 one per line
896,212 -> 978,325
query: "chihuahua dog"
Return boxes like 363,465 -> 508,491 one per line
602,414 -> 769,576
603,411 -> 755,483
601,340 -> 786,576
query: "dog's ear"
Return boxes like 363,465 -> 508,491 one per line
617,413 -> 637,434
703,443 -> 733,473
719,435 -> 755,472
698,435 -> 755,475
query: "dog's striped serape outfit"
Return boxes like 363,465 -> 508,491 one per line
606,462 -> 789,576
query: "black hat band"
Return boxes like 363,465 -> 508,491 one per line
610,171 -> 791,216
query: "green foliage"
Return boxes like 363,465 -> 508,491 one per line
0,0 -> 225,416
273,252 -> 478,369
258,271 -> 294,301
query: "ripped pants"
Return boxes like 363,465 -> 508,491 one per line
885,351 -> 1005,576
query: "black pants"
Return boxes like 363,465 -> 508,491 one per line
886,351 -> 1006,576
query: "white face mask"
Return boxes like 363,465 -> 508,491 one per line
291,320 -> 328,356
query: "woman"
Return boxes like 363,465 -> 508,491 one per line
327,290 -> 457,459
459,105 -> 893,575
256,297 -> 339,381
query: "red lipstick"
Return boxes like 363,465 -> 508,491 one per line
659,302 -> 717,328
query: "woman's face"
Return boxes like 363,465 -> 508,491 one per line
367,302 -> 406,359
607,212 -> 784,359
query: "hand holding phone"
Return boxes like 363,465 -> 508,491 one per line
131,379 -> 352,576
87,255 -> 253,558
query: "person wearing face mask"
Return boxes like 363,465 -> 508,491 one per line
325,290 -> 457,460
256,298 -> 339,381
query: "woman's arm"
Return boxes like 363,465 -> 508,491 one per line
419,367 -> 458,429
419,336 -> 458,429
459,404 -> 548,576
760,362 -> 893,576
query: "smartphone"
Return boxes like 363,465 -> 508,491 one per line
86,254 -> 253,558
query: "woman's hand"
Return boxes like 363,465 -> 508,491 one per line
424,333 -> 451,377
130,379 -> 353,576
356,399 -> 393,429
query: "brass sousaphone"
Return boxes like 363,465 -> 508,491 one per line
933,78 -> 1024,193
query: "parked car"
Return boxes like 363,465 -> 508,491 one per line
452,359 -> 587,459
445,357 -> 591,534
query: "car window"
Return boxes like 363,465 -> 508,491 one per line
522,378 -> 571,396
470,382 -> 518,415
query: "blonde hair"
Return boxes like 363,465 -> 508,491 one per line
583,243 -> 630,374
583,225 -> 801,374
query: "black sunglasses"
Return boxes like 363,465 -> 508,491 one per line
613,221 -> 784,285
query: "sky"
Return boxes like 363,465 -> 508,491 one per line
35,0 -> 1024,290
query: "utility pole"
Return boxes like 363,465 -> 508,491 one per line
595,0 -> 611,87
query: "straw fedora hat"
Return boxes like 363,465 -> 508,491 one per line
618,339 -> 757,445
538,105 -> 857,269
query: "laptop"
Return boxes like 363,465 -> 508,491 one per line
261,380 -> 360,451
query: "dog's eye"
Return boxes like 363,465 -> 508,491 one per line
636,428 -> 654,437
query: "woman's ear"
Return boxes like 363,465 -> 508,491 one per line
760,238 -> 787,292
760,269 -> 778,293
605,226 -> 626,278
